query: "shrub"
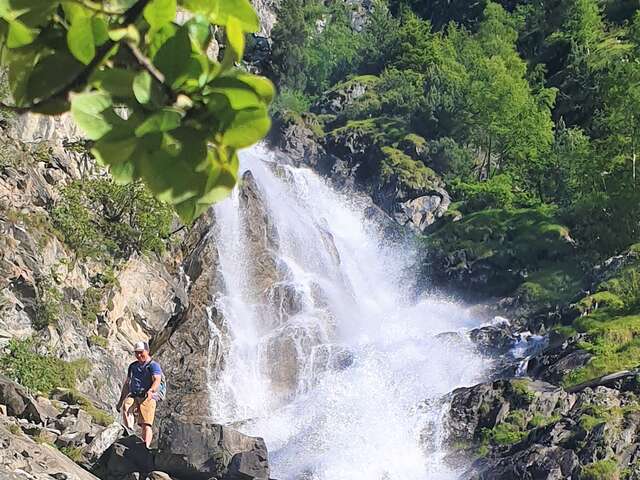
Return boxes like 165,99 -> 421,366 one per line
88,335 -> 108,349
59,446 -> 85,462
64,390 -> 114,426
453,174 -> 517,211
33,275 -> 63,330
271,88 -> 313,116
581,459 -> 619,480
0,339 -> 90,394
51,179 -> 174,260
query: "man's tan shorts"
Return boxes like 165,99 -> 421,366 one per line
124,396 -> 156,426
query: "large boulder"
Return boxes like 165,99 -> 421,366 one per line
156,416 -> 269,480
445,378 -> 576,446
95,419 -> 269,480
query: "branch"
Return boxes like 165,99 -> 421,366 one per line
4,0 -> 151,112
124,41 -> 177,101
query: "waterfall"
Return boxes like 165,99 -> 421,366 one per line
207,145 -> 492,480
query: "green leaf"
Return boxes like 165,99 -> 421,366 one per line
134,108 -> 182,136
91,17 -> 109,46
133,71 -> 152,104
7,19 -> 38,47
236,73 -> 275,103
67,14 -> 95,64
71,91 -> 115,140
136,128 -> 209,204
214,0 -> 259,32
31,96 -> 70,114
207,77 -> 262,110
143,0 -> 176,31
226,17 -> 244,61
91,69 -> 135,98
27,50 -> 83,103
4,44 -> 38,105
153,25 -> 191,88
221,106 -> 271,148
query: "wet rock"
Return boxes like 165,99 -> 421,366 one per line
469,324 -> 518,356
525,333 -> 592,384
468,444 -> 580,480
446,378 -> 575,446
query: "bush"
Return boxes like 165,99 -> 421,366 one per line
0,339 -> 90,394
33,275 -> 63,330
453,174 -> 517,211
52,179 -> 174,260
64,390 -> 114,426
59,446 -> 85,462
581,459 -> 619,480
271,88 -> 313,116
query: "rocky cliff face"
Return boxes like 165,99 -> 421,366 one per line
0,114 -> 270,479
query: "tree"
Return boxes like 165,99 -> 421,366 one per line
0,0 -> 274,223
464,2 -> 556,183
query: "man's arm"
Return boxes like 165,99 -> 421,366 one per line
116,376 -> 130,410
147,375 -> 161,400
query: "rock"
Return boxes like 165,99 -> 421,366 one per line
525,333 -> 592,384
0,405 -> 6,417
95,435 -> 155,479
145,473 -> 173,480
395,191 -> 450,232
468,444 -> 580,480
0,417 -> 100,480
22,396 -> 59,426
81,422 -> 124,469
0,377 -> 27,418
155,416 -> 269,480
446,378 -> 576,446
469,324 -> 518,356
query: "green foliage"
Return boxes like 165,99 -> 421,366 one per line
379,146 -> 438,192
59,446 -> 85,463
271,0 -> 362,95
88,335 -> 108,349
0,0 -> 273,223
0,339 -> 89,394
64,390 -> 114,426
427,207 -> 576,296
52,178 -> 173,259
271,88 -> 312,115
34,275 -> 63,330
581,459 -> 620,480
453,174 -> 518,211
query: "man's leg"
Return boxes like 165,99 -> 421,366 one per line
137,398 -> 156,448
122,397 -> 136,430
141,423 -> 153,448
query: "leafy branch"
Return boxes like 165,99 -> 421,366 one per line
0,0 -> 274,223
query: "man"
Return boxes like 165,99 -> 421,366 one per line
116,341 -> 162,448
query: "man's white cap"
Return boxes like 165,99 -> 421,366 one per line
134,341 -> 149,352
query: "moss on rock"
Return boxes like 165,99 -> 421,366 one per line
379,146 -> 439,192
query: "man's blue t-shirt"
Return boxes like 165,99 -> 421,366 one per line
128,360 -> 162,397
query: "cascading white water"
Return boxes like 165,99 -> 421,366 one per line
208,145 -> 492,480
